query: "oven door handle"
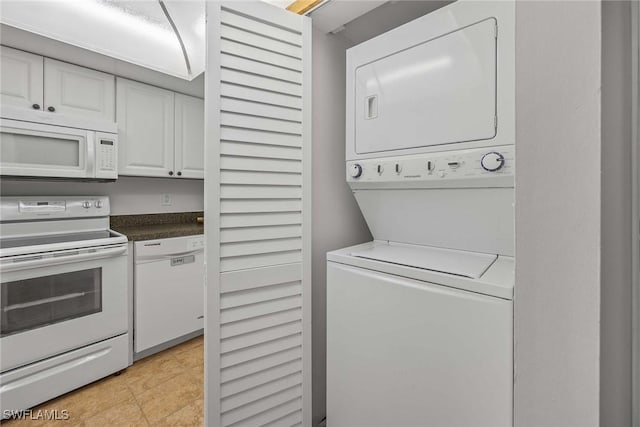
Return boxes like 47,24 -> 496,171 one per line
1,246 -> 127,272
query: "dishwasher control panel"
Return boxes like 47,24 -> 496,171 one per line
135,234 -> 204,259
188,237 -> 205,251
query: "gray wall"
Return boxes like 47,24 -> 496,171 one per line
310,27 -> 371,426
1,177 -> 204,215
514,1 -> 602,426
601,1 -> 633,426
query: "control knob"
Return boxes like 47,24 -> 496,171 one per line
82,201 -> 92,209
349,163 -> 363,178
95,200 -> 103,209
481,152 -> 505,172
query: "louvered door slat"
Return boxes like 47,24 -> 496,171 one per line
221,69 -> 302,97
222,84 -> 302,110
221,170 -> 302,186
263,409 -> 303,427
221,225 -> 303,243
221,347 -> 302,383
221,295 -> 303,324
221,309 -> 302,339
220,199 -> 302,214
221,334 -> 302,369
221,112 -> 302,134
220,142 -> 302,160
221,282 -> 302,308
208,3 -> 310,426
221,359 -> 303,398
220,212 -> 302,230
221,98 -> 302,122
221,387 -> 302,426
221,127 -> 301,147
221,25 -> 303,59
221,186 -> 302,200
222,321 -> 303,356
220,10 -> 302,46
220,251 -> 302,272
222,51 -> 303,82
221,372 -> 302,413
220,156 -> 302,173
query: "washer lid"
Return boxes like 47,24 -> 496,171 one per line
351,242 -> 497,279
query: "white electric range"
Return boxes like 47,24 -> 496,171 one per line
0,196 -> 130,416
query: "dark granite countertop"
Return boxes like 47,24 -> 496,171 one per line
111,212 -> 204,241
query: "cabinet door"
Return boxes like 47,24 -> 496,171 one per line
44,58 -> 115,122
116,78 -> 174,177
174,93 -> 204,179
0,46 -> 43,111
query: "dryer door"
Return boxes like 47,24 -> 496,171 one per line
354,18 -> 497,154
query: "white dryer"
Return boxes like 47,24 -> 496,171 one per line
327,1 -> 515,426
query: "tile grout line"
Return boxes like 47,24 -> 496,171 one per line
121,372 -> 153,426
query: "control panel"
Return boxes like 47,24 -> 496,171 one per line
95,133 -> 118,180
2,196 -> 112,221
346,146 -> 514,185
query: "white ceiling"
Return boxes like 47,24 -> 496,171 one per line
0,0 -> 205,80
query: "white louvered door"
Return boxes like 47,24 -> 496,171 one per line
205,3 -> 311,426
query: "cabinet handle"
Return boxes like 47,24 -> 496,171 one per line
32,104 -> 40,110
177,171 -> 182,176
47,106 -> 56,112
169,171 -> 174,176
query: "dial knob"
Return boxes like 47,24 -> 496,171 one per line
94,200 -> 103,209
82,201 -> 91,209
481,152 -> 505,172
349,163 -> 363,178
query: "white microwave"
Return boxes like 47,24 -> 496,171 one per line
0,119 -> 118,180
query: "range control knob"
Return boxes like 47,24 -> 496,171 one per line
481,152 -> 505,172
349,163 -> 363,178
94,200 -> 103,209
82,201 -> 92,209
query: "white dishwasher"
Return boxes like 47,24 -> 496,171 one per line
134,234 -> 205,355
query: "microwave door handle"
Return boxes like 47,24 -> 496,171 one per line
86,133 -> 95,177
1,246 -> 127,273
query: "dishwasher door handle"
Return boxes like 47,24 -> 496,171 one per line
135,249 -> 204,263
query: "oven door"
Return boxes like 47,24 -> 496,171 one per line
0,119 -> 93,179
0,245 -> 128,372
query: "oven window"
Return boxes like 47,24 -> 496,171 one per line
1,268 -> 102,336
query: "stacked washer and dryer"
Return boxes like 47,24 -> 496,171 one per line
327,1 -> 515,426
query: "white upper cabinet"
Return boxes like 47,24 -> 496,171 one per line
1,48 -> 115,127
44,58 -> 115,121
117,77 -> 175,177
0,46 -> 44,111
174,93 -> 204,179
117,78 -> 204,179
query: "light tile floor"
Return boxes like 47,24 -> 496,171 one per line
2,336 -> 204,426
